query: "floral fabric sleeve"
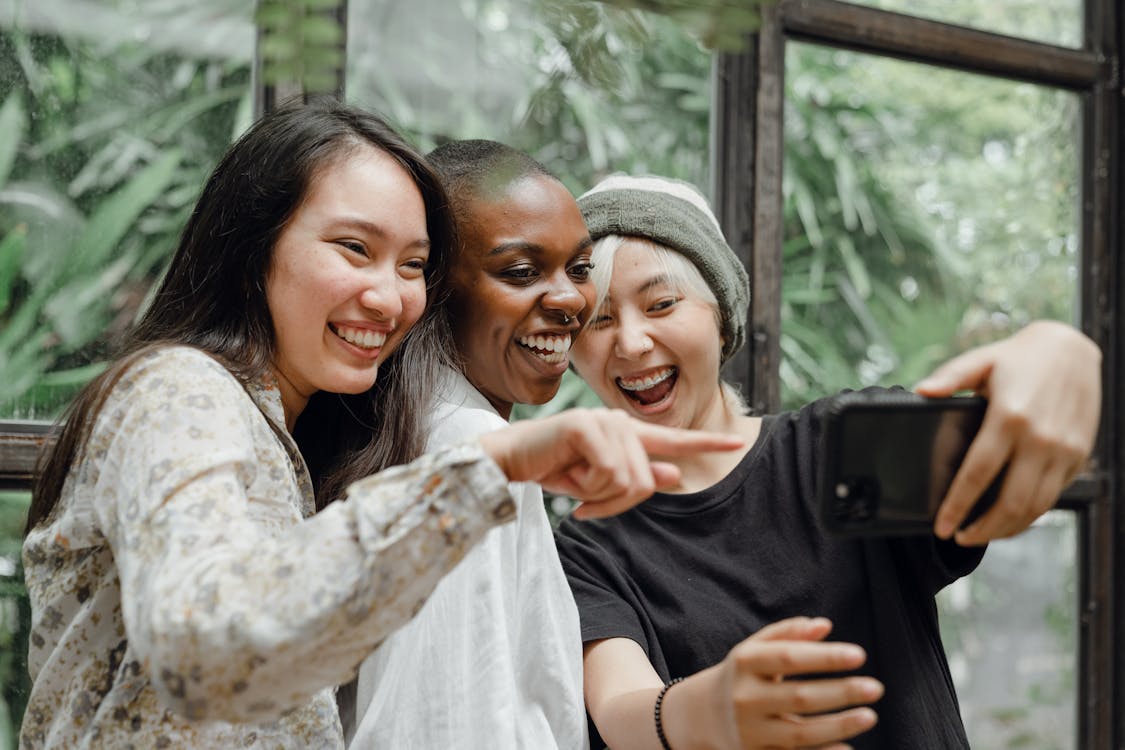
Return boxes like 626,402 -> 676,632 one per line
90,351 -> 514,724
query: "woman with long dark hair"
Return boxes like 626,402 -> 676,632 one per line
20,104 -> 739,749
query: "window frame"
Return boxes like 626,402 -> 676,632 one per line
712,0 -> 1122,745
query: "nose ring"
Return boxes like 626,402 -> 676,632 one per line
561,313 -> 573,325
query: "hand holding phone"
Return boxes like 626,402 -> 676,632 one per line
818,391 -> 1003,537
917,321 -> 1099,543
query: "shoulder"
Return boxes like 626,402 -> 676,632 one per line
110,346 -> 247,408
122,345 -> 238,385
426,372 -> 509,448
92,346 -> 258,448
555,513 -> 634,566
427,402 -> 508,448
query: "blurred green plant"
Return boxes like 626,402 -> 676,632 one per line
0,492 -> 29,750
0,25 -> 251,418
778,42 -> 1077,407
256,0 -> 345,93
589,0 -> 770,50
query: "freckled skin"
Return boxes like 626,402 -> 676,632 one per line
266,145 -> 431,426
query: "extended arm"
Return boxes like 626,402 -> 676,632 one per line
102,373 -> 515,724
99,353 -> 740,723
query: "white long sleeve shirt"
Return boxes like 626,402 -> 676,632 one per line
350,367 -> 588,750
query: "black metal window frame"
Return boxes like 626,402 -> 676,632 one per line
1,0 -> 1121,743
712,0 -> 1122,746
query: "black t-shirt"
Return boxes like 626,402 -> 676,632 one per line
555,394 -> 985,750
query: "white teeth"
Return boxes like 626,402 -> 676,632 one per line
518,334 -> 572,357
618,367 -> 675,392
334,324 -> 387,350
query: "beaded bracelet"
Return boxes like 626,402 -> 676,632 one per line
654,677 -> 685,750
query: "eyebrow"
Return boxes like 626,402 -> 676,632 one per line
638,273 -> 676,294
487,236 -> 594,257
600,273 -> 676,307
333,216 -> 430,248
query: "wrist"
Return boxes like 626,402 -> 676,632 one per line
654,677 -> 684,750
657,671 -> 723,750
476,431 -> 510,479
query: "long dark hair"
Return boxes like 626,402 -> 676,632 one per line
27,98 -> 455,533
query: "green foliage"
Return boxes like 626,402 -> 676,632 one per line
256,0 -> 345,92
589,0 -> 769,50
778,45 -> 959,405
778,42 -> 1077,407
0,493 -> 29,750
0,24 -> 251,418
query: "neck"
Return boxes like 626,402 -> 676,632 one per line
272,368 -> 308,432
666,393 -> 761,493
490,398 -> 514,421
461,369 -> 513,419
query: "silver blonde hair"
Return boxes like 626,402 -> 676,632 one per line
586,235 -> 748,415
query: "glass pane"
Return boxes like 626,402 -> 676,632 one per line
938,511 -> 1077,749
844,0 -> 1082,49
346,0 -> 711,197
0,490 -> 30,746
780,43 -> 1079,408
0,0 -> 255,420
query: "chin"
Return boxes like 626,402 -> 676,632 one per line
330,369 -> 381,396
518,381 -> 564,407
534,386 -> 564,405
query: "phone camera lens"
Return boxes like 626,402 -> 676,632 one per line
833,476 -> 879,523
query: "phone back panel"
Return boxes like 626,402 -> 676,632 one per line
819,391 -> 998,536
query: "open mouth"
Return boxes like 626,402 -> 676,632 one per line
616,366 -> 677,406
517,333 -> 572,365
330,323 -> 387,350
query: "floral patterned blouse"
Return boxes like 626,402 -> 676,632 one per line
21,346 -> 515,749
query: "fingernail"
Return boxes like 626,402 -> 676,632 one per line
841,644 -> 866,661
861,678 -> 885,699
954,529 -> 983,547
934,519 -> 952,539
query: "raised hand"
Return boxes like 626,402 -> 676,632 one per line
916,320 -> 1100,544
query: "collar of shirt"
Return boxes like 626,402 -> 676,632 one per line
246,370 -> 316,516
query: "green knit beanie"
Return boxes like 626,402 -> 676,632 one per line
577,175 -> 750,363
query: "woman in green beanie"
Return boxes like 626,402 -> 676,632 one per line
555,174 -> 1102,750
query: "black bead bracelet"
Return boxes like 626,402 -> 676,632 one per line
654,677 -> 685,750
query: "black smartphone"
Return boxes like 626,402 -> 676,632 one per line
818,390 -> 1003,537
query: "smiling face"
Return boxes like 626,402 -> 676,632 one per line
266,144 -> 430,425
571,238 -> 728,431
448,174 -> 595,418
